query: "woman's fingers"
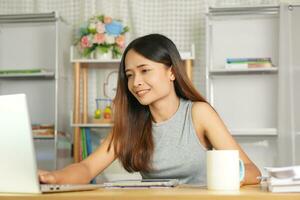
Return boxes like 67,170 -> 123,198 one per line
38,170 -> 57,184
38,169 -> 49,176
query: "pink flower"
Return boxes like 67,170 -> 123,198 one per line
96,22 -> 105,33
93,33 -> 105,44
81,35 -> 92,48
116,35 -> 125,48
104,16 -> 112,24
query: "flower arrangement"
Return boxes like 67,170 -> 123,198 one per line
76,15 -> 129,59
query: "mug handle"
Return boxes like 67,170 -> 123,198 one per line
239,159 -> 245,182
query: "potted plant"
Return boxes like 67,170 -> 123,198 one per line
75,14 -> 129,59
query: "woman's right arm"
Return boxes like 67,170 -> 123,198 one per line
39,132 -> 116,184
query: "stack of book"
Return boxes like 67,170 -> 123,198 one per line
225,58 -> 273,69
264,166 -> 300,193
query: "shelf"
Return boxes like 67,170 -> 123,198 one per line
208,5 -> 279,16
71,123 -> 113,128
71,54 -> 193,64
230,128 -> 277,136
71,58 -> 121,63
70,46 -> 120,63
0,12 -> 58,23
209,67 -> 278,75
70,111 -> 113,128
33,135 -> 54,139
70,45 -> 195,63
0,71 -> 55,78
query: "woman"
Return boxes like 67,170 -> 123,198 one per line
40,34 -> 261,185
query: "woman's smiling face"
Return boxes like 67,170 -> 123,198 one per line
124,49 -> 175,105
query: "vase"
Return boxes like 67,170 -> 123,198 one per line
94,50 -> 113,60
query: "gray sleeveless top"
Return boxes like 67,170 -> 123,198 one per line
140,98 -> 207,185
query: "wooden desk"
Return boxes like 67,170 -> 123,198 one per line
1,185 -> 300,200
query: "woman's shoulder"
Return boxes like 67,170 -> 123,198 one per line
192,101 -> 213,115
191,101 -> 216,126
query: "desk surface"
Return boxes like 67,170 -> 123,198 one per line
0,185 -> 300,200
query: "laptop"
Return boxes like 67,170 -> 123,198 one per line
0,93 -> 103,193
104,179 -> 179,188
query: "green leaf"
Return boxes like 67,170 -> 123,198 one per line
96,45 -> 110,53
112,45 -> 122,58
97,15 -> 104,22
82,48 -> 93,57
121,26 -> 129,34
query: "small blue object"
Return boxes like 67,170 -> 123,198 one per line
105,21 -> 123,36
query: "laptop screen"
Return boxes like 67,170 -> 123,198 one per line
0,94 -> 41,193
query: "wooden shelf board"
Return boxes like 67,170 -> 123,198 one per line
71,123 -> 113,128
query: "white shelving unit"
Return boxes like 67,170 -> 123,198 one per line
206,6 -> 279,137
0,12 -> 72,170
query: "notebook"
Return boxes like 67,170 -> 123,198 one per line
0,93 -> 103,193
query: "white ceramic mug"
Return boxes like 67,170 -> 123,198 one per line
206,150 -> 245,191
